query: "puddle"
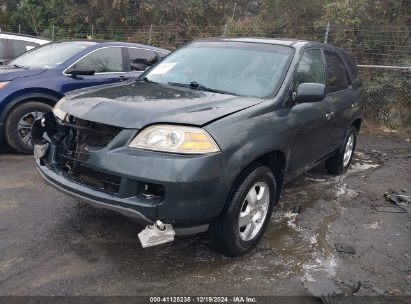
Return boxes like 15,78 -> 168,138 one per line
262,150 -> 380,281
348,163 -> 380,173
335,182 -> 359,198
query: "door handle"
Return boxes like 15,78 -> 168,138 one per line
351,102 -> 358,108
325,112 -> 335,120
118,75 -> 129,81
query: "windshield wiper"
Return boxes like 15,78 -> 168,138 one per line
167,81 -> 238,96
10,64 -> 28,69
138,76 -> 159,84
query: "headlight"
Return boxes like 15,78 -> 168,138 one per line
53,97 -> 68,121
0,81 -> 9,90
129,124 -> 220,154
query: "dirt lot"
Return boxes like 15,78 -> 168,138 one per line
0,132 -> 410,300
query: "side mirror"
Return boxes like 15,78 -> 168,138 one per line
294,83 -> 326,103
66,65 -> 95,76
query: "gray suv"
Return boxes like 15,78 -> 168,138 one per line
32,38 -> 363,256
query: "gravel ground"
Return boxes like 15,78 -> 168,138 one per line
0,132 -> 410,300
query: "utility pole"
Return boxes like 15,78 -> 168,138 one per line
148,24 -> 153,45
324,22 -> 330,43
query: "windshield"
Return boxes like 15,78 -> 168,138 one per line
144,41 -> 293,98
9,41 -> 95,69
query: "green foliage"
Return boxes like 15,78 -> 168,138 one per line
361,69 -> 411,127
0,0 -> 409,35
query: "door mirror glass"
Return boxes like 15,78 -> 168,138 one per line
295,83 -> 326,103
66,65 -> 95,76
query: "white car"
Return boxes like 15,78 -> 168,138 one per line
0,32 -> 50,65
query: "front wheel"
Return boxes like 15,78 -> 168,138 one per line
5,101 -> 52,154
210,165 -> 277,256
326,126 -> 358,175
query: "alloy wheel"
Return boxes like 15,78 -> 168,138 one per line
238,181 -> 270,241
343,133 -> 355,167
17,111 -> 44,146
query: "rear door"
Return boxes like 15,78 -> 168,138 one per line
323,50 -> 354,147
287,49 -> 336,176
66,46 -> 128,91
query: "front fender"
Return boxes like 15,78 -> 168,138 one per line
0,91 -> 61,125
205,105 -> 291,171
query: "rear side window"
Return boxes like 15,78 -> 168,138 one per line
0,39 -> 7,58
75,47 -> 124,73
324,51 -> 350,93
11,40 -> 39,58
294,49 -> 325,88
341,50 -> 358,79
128,48 -> 158,71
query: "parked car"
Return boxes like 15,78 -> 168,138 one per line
0,40 -> 169,153
32,38 -> 363,256
0,32 -> 49,65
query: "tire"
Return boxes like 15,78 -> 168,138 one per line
326,126 -> 358,175
5,101 -> 52,154
211,164 -> 277,257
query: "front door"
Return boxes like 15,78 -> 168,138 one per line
287,49 -> 336,177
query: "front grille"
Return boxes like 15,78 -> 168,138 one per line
64,117 -> 121,162
56,117 -> 122,194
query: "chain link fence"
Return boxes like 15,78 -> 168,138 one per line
360,67 -> 410,128
1,23 -> 410,128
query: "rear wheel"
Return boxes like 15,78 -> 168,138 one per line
211,165 -> 277,256
5,101 -> 52,154
326,126 -> 358,174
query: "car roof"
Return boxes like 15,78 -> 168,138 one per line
54,39 -> 170,54
220,37 -> 309,46
192,37 -> 344,53
0,32 -> 50,44
195,37 -> 310,47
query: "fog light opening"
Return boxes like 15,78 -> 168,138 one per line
137,182 -> 165,202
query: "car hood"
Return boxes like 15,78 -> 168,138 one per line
61,81 -> 264,129
0,66 -> 46,81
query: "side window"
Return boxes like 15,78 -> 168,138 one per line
294,49 -> 325,89
128,48 -> 158,71
0,39 -> 7,59
341,50 -> 358,80
11,40 -> 38,58
75,47 -> 124,73
324,51 -> 350,93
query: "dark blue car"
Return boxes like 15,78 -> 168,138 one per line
0,40 -> 169,153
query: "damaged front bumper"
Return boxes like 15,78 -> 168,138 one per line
32,112 -> 239,235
